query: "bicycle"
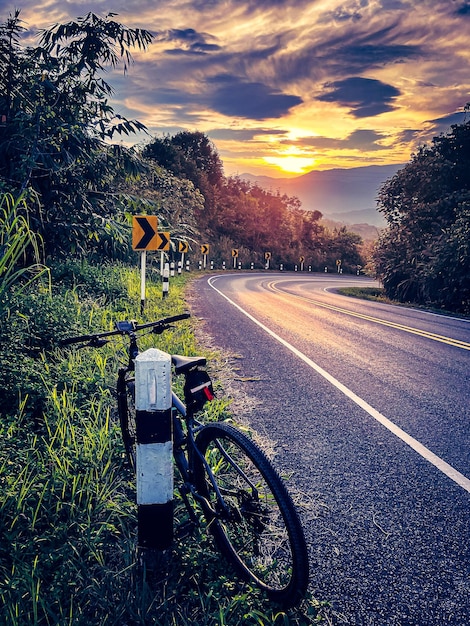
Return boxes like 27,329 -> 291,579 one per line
61,313 -> 309,608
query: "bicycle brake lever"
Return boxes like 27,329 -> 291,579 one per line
152,324 -> 171,335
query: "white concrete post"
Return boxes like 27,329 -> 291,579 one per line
135,348 -> 173,550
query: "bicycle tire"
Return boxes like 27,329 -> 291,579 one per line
194,422 -> 309,607
117,375 -> 137,470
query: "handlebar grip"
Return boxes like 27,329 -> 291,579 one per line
163,312 -> 191,324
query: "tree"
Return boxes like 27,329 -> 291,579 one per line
142,131 -> 224,235
0,11 -> 152,256
374,110 -> 470,313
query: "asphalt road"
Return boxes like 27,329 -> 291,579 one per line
189,272 -> 470,626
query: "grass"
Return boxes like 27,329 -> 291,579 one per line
336,286 -> 390,303
337,285 -> 469,318
0,265 -> 327,625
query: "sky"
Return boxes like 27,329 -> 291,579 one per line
5,0 -> 470,177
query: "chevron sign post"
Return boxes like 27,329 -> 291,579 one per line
132,215 -> 159,313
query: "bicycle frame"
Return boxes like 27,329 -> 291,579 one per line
171,390 -> 234,524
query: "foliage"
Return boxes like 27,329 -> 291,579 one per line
142,135 -> 365,270
0,10 -> 152,257
0,193 -> 49,313
374,111 -> 470,313
0,265 -> 326,625
113,162 -> 204,253
0,258 -> 134,420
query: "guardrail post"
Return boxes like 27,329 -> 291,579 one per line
135,348 -> 173,552
162,263 -> 169,298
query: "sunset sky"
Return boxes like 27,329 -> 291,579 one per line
8,0 -> 470,177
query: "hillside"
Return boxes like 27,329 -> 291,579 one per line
320,218 -> 383,242
241,163 -> 404,227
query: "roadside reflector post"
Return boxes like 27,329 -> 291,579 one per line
135,348 -> 173,553
162,262 -> 169,298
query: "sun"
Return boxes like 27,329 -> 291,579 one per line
263,154 -> 316,175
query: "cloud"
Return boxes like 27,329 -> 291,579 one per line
295,129 -> 389,151
455,2 -> 470,15
209,128 -> 285,141
154,28 -> 221,55
318,77 -> 401,117
4,0 -> 470,177
427,111 -> 469,135
208,75 -> 303,120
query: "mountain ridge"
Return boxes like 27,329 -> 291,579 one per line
240,163 -> 404,227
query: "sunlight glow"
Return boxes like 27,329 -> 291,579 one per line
263,155 -> 317,174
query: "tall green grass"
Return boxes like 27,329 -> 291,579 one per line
0,193 -> 50,312
0,265 -> 326,625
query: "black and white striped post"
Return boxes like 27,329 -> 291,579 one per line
135,348 -> 173,552
162,262 -> 169,298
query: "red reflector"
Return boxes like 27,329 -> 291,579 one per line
203,386 -> 214,402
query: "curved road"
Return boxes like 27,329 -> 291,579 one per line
189,272 -> 470,625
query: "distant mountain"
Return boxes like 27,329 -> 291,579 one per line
240,163 -> 404,227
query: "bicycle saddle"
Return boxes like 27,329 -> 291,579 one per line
172,354 -> 207,375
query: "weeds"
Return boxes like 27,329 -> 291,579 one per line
0,265 -> 326,625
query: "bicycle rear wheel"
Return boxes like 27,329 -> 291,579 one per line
194,422 -> 309,607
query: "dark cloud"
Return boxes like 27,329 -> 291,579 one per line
322,22 -> 423,73
155,28 -> 221,55
427,110 -> 468,134
208,75 -> 303,120
396,129 -> 421,145
456,2 -> 470,15
318,77 -> 401,117
209,128 -> 285,141
295,129 -> 388,151
326,0 -> 367,23
379,0 -> 408,8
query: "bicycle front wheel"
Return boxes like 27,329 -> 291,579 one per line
117,373 -> 136,471
194,422 -> 309,607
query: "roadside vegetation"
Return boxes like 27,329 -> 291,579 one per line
373,107 -> 470,315
0,262 -> 327,625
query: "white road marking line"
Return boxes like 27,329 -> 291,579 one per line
208,276 -> 470,494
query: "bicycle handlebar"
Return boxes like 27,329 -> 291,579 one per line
60,312 -> 191,346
